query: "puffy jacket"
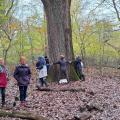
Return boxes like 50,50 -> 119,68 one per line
36,56 -> 46,70
0,65 -> 7,88
14,64 -> 31,86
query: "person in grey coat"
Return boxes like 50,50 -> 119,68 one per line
54,55 -> 70,82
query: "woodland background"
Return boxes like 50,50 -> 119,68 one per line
0,0 -> 120,70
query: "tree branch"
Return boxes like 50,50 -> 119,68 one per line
112,0 -> 120,21
0,110 -> 47,120
2,29 -> 12,41
89,0 -> 106,14
5,0 -> 14,16
105,42 -> 120,53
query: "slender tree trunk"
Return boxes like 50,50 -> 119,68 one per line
4,42 -> 11,64
2,29 -> 12,64
41,0 -> 78,81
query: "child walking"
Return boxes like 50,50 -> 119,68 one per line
0,58 -> 8,107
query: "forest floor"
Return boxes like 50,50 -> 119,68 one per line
0,67 -> 120,120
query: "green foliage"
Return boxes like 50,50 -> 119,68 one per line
0,0 -> 8,25
0,0 -> 120,68
72,19 -> 120,65
2,24 -> 46,64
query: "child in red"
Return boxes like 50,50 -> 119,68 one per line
0,58 -> 8,107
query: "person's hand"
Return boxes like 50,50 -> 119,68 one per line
50,63 -> 53,66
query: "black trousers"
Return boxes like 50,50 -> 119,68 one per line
76,69 -> 85,81
39,77 -> 47,87
19,86 -> 28,102
0,87 -> 5,105
59,70 -> 69,81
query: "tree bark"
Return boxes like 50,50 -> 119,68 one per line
41,0 -> 74,61
41,0 -> 78,81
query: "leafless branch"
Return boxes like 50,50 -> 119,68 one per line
2,29 -> 12,41
89,0 -> 106,14
112,0 -> 120,21
5,0 -> 14,16
105,41 -> 120,53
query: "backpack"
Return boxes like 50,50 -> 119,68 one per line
36,57 -> 46,70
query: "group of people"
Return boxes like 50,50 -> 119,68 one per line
0,56 -> 31,107
0,55 -> 84,107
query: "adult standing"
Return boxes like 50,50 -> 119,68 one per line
74,56 -> 85,81
36,56 -> 48,87
14,56 -> 31,107
54,55 -> 70,82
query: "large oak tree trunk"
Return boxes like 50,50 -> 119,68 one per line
41,0 -> 78,81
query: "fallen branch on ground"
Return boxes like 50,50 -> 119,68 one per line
0,110 -> 47,120
36,87 -> 86,92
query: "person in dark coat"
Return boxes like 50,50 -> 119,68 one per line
54,55 -> 70,82
45,56 -> 50,72
14,56 -> 31,107
74,56 -> 85,81
0,58 -> 8,107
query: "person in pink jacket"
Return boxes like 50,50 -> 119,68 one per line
0,58 -> 8,107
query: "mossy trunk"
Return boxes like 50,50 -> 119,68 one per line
47,63 -> 79,82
